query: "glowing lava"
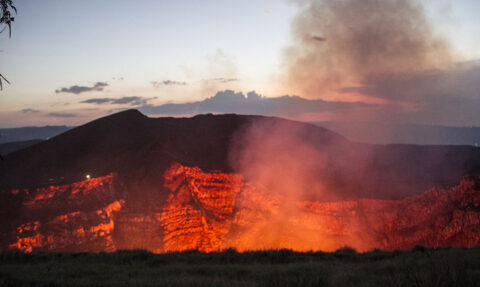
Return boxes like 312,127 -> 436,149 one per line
157,162 -> 242,252
6,163 -> 480,253
154,163 -> 480,252
8,174 -> 124,252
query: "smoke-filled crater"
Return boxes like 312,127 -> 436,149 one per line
2,111 -> 480,253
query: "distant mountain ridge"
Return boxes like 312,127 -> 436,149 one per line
4,119 -> 480,147
314,122 -> 480,146
0,126 -> 73,143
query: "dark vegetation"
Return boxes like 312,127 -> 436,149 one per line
0,0 -> 16,90
1,247 -> 479,286
0,0 -> 15,37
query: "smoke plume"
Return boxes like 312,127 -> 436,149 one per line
228,118 -> 370,250
230,118 -> 329,200
283,0 -> 453,102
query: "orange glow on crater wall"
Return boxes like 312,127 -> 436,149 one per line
6,163 -> 480,253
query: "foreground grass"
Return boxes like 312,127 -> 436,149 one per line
1,246 -> 480,287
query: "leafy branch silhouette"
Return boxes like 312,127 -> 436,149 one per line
1,0 -> 17,90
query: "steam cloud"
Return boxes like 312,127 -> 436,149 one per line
223,0 -> 480,249
228,118 -> 368,250
284,0 -> 452,100
230,118 -> 328,200
282,0 -> 480,126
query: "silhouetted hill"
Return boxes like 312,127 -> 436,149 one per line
1,110 -> 480,200
0,126 -> 72,143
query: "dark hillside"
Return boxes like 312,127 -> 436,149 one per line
1,110 -> 480,199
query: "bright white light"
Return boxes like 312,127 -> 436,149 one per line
86,174 -> 91,180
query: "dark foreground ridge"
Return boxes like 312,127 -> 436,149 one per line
1,247 -> 479,286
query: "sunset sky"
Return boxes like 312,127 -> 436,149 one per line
1,0 -> 480,127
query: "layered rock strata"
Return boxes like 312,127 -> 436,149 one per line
5,163 -> 480,252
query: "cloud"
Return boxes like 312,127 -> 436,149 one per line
151,80 -> 187,87
81,96 -> 153,106
283,0 -> 452,100
112,77 -> 124,81
276,0 -> 480,126
359,62 -> 480,101
47,112 -> 78,118
162,80 -> 187,86
21,108 -> 40,113
80,98 -> 112,104
211,78 -> 238,83
111,96 -> 150,105
55,82 -> 108,94
335,61 -> 480,125
311,36 -> 326,42
138,90 -> 373,117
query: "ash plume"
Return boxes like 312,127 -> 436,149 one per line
283,0 -> 453,101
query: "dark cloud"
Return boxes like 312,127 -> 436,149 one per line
337,62 -> 480,125
139,90 -> 373,116
81,96 -> 153,106
111,96 -> 150,105
80,98 -> 112,104
151,80 -> 187,87
163,80 -> 187,86
311,36 -> 326,42
55,82 -> 108,94
47,112 -> 78,118
21,108 -> 40,113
